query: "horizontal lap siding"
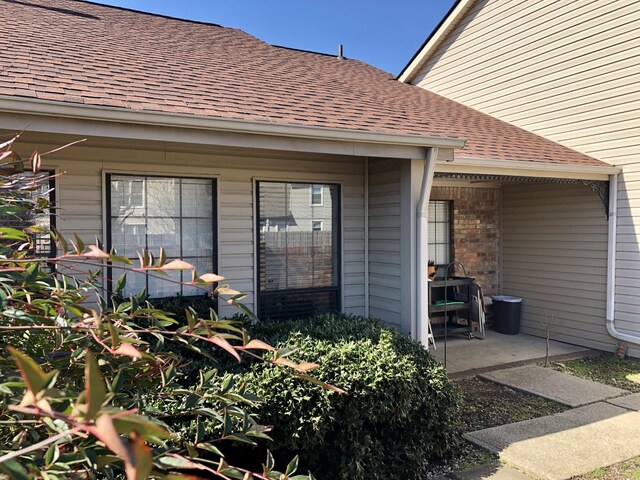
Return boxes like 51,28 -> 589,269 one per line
413,0 -> 640,353
502,184 -> 614,351
368,159 -> 402,328
616,164 -> 640,355
25,138 -> 365,319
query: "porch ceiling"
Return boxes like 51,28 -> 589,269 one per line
434,172 -> 610,217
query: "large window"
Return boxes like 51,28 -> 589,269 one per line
428,200 -> 451,265
257,181 -> 340,320
108,174 -> 216,298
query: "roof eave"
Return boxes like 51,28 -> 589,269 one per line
0,96 -> 467,150
437,156 -> 620,181
398,0 -> 475,83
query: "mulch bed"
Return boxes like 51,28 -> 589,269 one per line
456,376 -> 569,432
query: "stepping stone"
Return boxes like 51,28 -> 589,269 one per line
479,365 -> 628,406
465,402 -> 640,479
607,392 -> 640,411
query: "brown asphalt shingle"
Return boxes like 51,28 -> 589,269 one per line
0,0 -> 605,167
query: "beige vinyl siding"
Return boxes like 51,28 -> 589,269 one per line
412,0 -> 640,164
615,165 -> 640,355
502,183 -> 613,350
413,0 -> 640,351
368,158 -> 402,328
23,136 -> 366,319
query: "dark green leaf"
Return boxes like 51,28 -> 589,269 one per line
196,443 -> 224,457
0,459 -> 28,480
84,350 -> 106,420
8,347 -> 56,395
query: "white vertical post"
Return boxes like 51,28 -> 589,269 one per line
416,148 -> 438,346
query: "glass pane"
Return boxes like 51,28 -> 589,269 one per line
259,182 -> 338,293
147,268 -> 182,298
111,176 -> 145,219
121,269 -> 148,297
146,177 -> 179,217
435,244 -> 449,264
434,201 -> 449,221
182,218 -> 214,257
110,219 -> 145,257
147,218 -> 180,257
435,225 -> 449,243
182,179 -> 213,217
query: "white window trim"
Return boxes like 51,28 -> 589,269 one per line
312,220 -> 323,232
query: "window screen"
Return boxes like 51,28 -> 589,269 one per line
428,200 -> 451,265
257,182 -> 340,320
108,174 -> 216,298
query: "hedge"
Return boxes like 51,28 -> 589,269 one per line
214,314 -> 462,479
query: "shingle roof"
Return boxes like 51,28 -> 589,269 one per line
0,0 -> 605,167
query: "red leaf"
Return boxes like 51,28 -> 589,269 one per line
112,343 -> 142,358
30,151 -> 41,174
125,431 -> 153,480
238,339 -> 274,351
84,245 -> 110,259
208,336 -> 240,362
198,273 -> 224,283
295,362 -> 320,373
159,259 -> 195,271
92,414 -> 131,461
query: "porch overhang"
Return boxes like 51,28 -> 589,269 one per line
436,157 -> 620,181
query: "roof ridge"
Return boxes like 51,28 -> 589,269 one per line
271,44 -> 340,59
66,0 -> 224,28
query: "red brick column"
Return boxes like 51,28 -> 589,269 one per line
431,186 -> 500,295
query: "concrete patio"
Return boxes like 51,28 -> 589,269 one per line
431,329 -> 591,375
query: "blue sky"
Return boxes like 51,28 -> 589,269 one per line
92,0 -> 457,75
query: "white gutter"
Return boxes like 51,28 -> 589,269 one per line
0,96 -> 466,150
606,173 -> 640,346
416,147 -> 438,345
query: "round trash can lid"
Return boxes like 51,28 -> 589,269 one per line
493,295 -> 523,303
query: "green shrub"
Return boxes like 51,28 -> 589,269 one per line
231,314 -> 462,480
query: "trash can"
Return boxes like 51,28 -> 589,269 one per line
492,295 -> 523,335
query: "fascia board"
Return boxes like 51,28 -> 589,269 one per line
0,96 -> 467,150
437,157 -> 620,180
398,0 -> 475,83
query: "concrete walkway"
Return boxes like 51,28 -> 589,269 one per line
480,365 -> 628,407
464,366 -> 640,479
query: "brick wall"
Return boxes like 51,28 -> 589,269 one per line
430,186 -> 500,295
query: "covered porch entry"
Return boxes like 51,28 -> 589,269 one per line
424,171 -> 614,368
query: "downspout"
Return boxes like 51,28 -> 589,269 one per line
606,172 -> 640,345
416,147 -> 438,345
364,157 -> 370,318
